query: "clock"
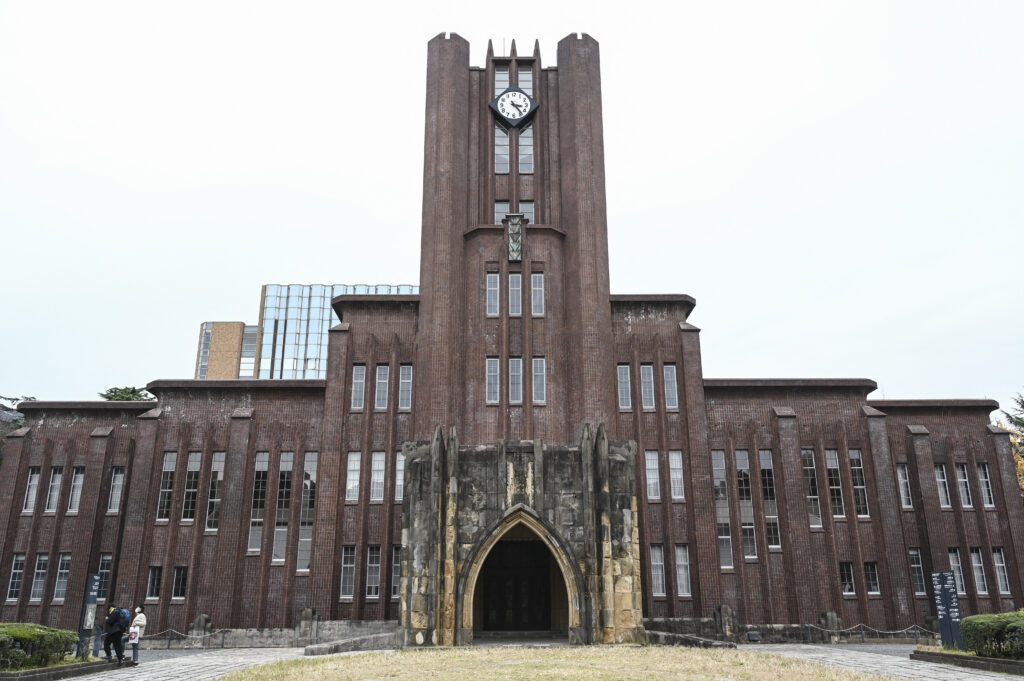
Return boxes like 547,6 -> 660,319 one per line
490,87 -> 538,128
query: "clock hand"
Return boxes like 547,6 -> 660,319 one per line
511,100 -> 525,113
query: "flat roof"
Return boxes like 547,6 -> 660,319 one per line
705,378 -> 878,390
19,400 -> 156,413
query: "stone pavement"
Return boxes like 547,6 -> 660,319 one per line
85,647 -> 305,680
756,643 -> 1010,680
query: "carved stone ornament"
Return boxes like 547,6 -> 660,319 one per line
505,213 -> 524,262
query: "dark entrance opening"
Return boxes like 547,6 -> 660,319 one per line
472,524 -> 569,637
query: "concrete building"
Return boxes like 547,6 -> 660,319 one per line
2,34 -> 1021,647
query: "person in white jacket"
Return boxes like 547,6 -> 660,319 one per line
125,606 -> 147,666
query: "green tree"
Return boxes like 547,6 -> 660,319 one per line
98,386 -> 154,401
1001,392 -> 1024,495
0,395 -> 34,467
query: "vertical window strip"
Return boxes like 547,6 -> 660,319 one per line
366,546 -> 381,597
736,450 -> 756,558
486,358 -> 500,404
181,452 -> 202,521
146,566 -> 162,600
486,274 -> 500,316
520,201 -> 535,225
978,463 -> 995,507
532,357 -> 546,403
645,451 -> 660,500
840,562 -> 855,594
7,554 -> 25,600
993,547 -> 1011,594
675,545 -> 691,596
849,450 -> 869,516
96,554 -> 112,601
802,449 -> 822,527
640,365 -> 655,410
908,548 -> 926,595
172,566 -> 188,599
663,364 -> 678,409
351,365 -> 366,410
394,453 -> 405,502
494,201 -> 509,226
494,64 -> 509,96
759,450 -> 781,548
248,452 -> 270,552
825,450 -> 845,517
156,452 -> 176,521
650,545 -> 666,596
949,548 -> 965,594
495,124 -> 509,174
518,124 -> 534,173
297,453 -> 317,571
935,465 -> 952,507
531,273 -> 544,315
398,365 -> 413,410
391,545 -> 402,599
897,464 -> 913,509
375,365 -> 390,410
971,548 -> 988,594
509,358 -> 523,404
864,562 -> 880,594
509,273 -> 522,316
29,554 -> 48,601
68,467 -> 85,513
340,546 -> 356,598
668,450 -> 685,500
44,467 -> 62,513
617,364 -> 632,410
517,65 -> 533,95
345,452 -> 361,502
272,452 -> 294,561
23,467 -> 40,512
956,463 -> 973,508
206,452 -> 226,530
712,450 -> 732,568
370,452 -> 385,501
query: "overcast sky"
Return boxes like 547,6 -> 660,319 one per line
1,1 -> 1021,417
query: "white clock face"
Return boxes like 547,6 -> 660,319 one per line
497,90 -> 532,120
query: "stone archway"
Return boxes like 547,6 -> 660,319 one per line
458,506 -> 585,644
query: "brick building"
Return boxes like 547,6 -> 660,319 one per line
1,33 -> 1021,646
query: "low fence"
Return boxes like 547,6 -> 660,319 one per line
644,617 -> 939,645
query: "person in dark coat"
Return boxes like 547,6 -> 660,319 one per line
103,605 -> 126,665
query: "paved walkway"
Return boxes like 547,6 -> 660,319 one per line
87,647 -> 305,680
758,643 -> 1010,680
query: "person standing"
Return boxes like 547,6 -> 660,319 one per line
124,606 -> 147,666
102,605 -> 127,665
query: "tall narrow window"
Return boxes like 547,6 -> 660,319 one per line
273,452 -> 293,561
509,358 -> 523,404
391,545 -> 401,599
532,357 -> 546,403
398,365 -> 413,410
908,548 -> 926,595
802,449 -> 822,527
736,450 -> 756,559
825,450 -> 845,517
156,452 -> 176,521
645,451 -> 660,500
486,274 -> 499,316
530,273 -> 544,316
508,273 -> 522,316
44,466 -> 62,513
172,566 -> 188,599
663,364 -> 678,409
181,452 -> 201,521
935,465 -> 952,508
23,467 -> 40,512
494,124 -> 509,173
993,547 -> 1011,594
897,464 -> 913,509
297,453 -> 317,571
6,554 -> 25,601
108,467 -> 126,512
955,463 -> 973,508
206,452 -> 226,530
30,554 -> 48,601
394,453 -> 405,502
675,545 -> 691,596
494,64 -> 509,95
839,562 -> 855,594
640,364 -> 655,410
67,467 -> 85,513
518,124 -> 534,173
520,201 -> 535,225
849,450 -> 869,516
486,357 -> 500,404
374,365 -> 390,410
146,566 -> 162,600
864,562 -> 881,594
96,554 -> 112,600
350,364 -> 366,410
949,548 -> 966,594
340,546 -> 356,598
494,201 -> 509,225
345,452 -> 361,502
366,546 -> 381,598
517,65 -> 533,95
668,451 -> 685,500
970,548 -> 988,594
617,365 -> 632,410
760,450 -> 781,548
712,450 -> 732,568
978,463 -> 995,507
370,452 -> 385,501
649,544 -> 666,597
248,452 -> 270,552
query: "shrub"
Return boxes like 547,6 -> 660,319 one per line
961,610 -> 1024,659
0,623 -> 78,669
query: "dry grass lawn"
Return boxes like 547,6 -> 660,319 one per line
222,645 -> 889,681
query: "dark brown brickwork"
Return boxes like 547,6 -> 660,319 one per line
1,34 -> 1021,643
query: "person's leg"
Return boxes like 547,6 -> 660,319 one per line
132,642 -> 139,663
113,632 -> 125,662
103,633 -> 113,659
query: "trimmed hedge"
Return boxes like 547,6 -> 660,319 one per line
0,623 -> 78,669
961,610 -> 1024,659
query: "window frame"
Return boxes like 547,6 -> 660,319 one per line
205,452 -> 226,531
993,547 -> 1011,594
340,546 -> 356,599
394,452 -> 405,502
908,548 -> 926,595
949,548 -> 966,594
644,450 -> 660,501
486,273 -> 500,317
663,364 -> 678,410
839,562 -> 856,595
532,357 -> 546,404
23,467 -> 40,513
530,272 -> 544,316
849,449 -> 870,517
616,364 -> 631,410
896,463 -> 913,509
181,452 -> 202,522
802,449 -> 822,528
374,364 -> 390,411
978,463 -> 996,508
935,464 -> 952,508
508,273 -> 522,317
370,452 -> 386,502
44,466 -> 63,513
668,450 -> 685,500
760,450 -> 781,548
365,546 -> 381,598
172,566 -> 188,600
297,452 -> 317,572
350,364 -> 366,410
345,452 -> 361,502
649,544 -> 666,597
485,357 -> 500,404
398,365 -> 413,411
955,462 -> 973,508
864,562 -> 881,595
970,547 -> 988,594
6,553 -> 25,601
509,357 -> 523,404
146,566 -> 162,601
825,450 -> 845,518
248,452 -> 270,553
639,364 -> 655,410
67,466 -> 85,513
675,544 -> 691,596
156,452 -> 176,521
272,452 -> 294,562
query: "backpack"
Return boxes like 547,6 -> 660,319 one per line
118,608 -> 130,630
